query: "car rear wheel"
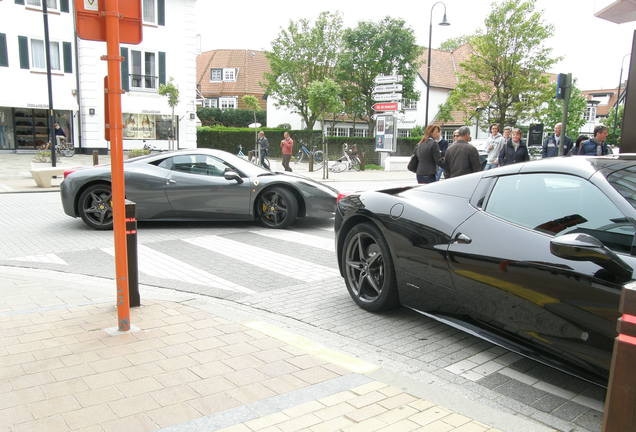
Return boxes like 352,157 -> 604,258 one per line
257,187 -> 298,229
78,183 -> 113,230
342,222 -> 398,312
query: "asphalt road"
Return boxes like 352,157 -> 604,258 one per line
0,189 -> 606,432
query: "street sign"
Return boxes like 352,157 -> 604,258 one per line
374,93 -> 402,102
372,102 -> 400,111
374,74 -> 403,84
373,83 -> 403,93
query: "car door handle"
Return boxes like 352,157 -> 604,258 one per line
453,233 -> 472,244
166,179 -> 176,185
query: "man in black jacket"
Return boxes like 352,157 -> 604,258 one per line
443,126 -> 481,178
499,128 -> 529,166
542,123 -> 572,157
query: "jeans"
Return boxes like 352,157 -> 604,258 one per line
260,149 -> 270,170
435,166 -> 444,181
282,154 -> 292,171
416,174 -> 436,184
484,163 -> 498,170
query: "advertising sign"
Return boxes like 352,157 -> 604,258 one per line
375,114 -> 396,152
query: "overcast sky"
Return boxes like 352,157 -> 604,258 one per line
195,0 -> 634,90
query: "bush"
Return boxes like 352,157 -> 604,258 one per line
32,151 -> 51,163
197,108 -> 266,127
127,149 -> 151,158
277,123 -> 292,129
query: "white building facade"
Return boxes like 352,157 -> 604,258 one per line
0,0 -> 198,153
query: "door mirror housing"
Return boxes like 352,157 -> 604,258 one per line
550,233 -> 633,283
224,170 -> 243,184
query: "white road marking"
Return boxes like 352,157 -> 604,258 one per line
101,245 -> 255,294
250,230 -> 335,252
185,235 -> 340,282
9,253 -> 68,265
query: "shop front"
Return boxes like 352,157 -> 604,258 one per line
0,106 -> 73,151
122,112 -> 177,148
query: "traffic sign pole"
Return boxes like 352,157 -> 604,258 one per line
103,0 -> 130,332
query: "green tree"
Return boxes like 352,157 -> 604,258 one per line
242,95 -> 262,154
158,78 -> 180,150
439,35 -> 473,52
445,0 -> 559,128
602,104 -> 624,146
539,82 -> 587,138
308,78 -> 342,179
336,17 -> 422,133
264,12 -> 342,130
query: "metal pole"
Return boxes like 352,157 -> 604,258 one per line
613,54 -> 629,146
125,200 -> 140,308
425,19 -> 433,129
103,0 -> 130,331
559,73 -> 572,156
42,0 -> 56,167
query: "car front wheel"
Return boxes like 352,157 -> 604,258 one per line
342,222 -> 398,312
257,187 -> 298,229
78,183 -> 113,230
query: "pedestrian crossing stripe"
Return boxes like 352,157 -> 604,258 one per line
101,245 -> 255,294
9,253 -> 68,265
184,235 -> 340,282
249,230 -> 335,252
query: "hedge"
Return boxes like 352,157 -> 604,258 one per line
197,108 -> 266,128
197,126 -> 422,164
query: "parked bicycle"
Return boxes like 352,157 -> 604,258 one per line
294,140 -> 324,164
330,143 -> 360,173
237,144 -> 270,169
55,137 -> 74,157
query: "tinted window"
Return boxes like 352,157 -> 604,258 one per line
607,165 -> 636,210
158,154 -> 230,177
486,173 -> 635,253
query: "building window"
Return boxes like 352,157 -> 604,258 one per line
142,0 -> 156,23
130,50 -> 157,90
26,0 -> 59,10
0,33 -> 8,67
219,97 -> 237,110
203,98 -> 218,108
210,68 -> 222,82
585,106 -> 597,122
442,129 -> 455,141
351,128 -> 368,137
402,99 -> 417,110
31,39 -> 60,70
223,68 -> 236,81
398,129 -> 411,138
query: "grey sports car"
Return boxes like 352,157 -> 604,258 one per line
61,148 -> 338,230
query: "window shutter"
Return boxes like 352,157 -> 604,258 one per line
120,47 -> 129,91
60,0 -> 69,12
158,51 -> 166,85
63,42 -> 72,73
158,0 -> 165,26
18,36 -> 29,69
0,34 -> 7,67
15,0 -> 25,4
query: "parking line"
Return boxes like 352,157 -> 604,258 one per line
185,236 -> 340,282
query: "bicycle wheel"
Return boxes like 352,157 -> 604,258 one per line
294,151 -> 304,164
351,157 -> 360,171
330,161 -> 347,173
313,151 -> 324,163
62,147 -> 74,157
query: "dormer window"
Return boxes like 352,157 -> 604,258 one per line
223,68 -> 236,81
210,68 -> 238,82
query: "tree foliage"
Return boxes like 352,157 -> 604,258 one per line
264,12 -> 343,130
158,78 -> 180,149
602,104 -> 624,145
439,35 -> 474,52
539,82 -> 587,138
197,107 -> 266,127
445,0 -> 559,128
308,78 -> 343,122
336,17 -> 422,132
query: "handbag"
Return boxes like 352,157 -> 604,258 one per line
407,153 -> 418,173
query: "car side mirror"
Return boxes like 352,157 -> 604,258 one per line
224,170 -> 243,184
550,233 -> 633,283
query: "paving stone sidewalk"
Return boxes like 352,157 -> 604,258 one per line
0,266 -> 555,432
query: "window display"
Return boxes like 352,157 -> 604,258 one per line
123,113 -> 176,140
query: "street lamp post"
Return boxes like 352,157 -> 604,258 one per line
424,1 -> 450,128
613,53 -> 629,147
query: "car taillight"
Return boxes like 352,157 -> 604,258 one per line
63,169 -> 77,179
336,193 -> 348,203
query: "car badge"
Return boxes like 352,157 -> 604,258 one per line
253,179 -> 259,186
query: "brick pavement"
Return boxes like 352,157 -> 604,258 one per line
0,266 -> 555,432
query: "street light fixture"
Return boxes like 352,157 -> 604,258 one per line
424,1 -> 450,128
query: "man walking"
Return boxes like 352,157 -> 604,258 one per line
498,128 -> 529,166
484,124 -> 506,170
542,123 -> 572,157
257,131 -> 270,170
578,125 -> 610,156
280,131 -> 294,172
443,126 -> 482,178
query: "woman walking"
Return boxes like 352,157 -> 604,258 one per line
415,125 -> 442,184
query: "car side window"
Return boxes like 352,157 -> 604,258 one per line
485,173 -> 636,253
158,155 -> 229,177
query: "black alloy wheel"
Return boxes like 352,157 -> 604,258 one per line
342,222 -> 398,312
258,186 -> 298,229
78,183 -> 114,230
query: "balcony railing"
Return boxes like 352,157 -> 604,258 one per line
130,74 -> 158,91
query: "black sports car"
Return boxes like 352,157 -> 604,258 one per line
336,155 -> 636,385
61,149 -> 338,230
